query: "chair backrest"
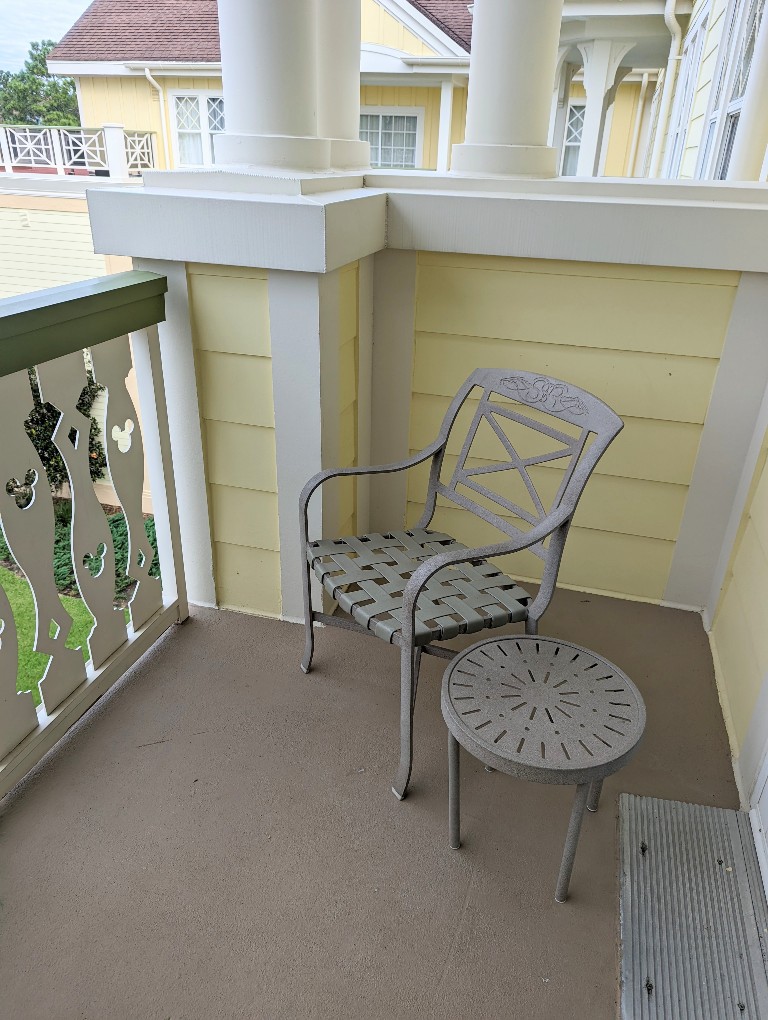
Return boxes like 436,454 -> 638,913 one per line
419,368 -> 623,562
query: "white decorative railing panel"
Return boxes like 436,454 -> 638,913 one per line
0,272 -> 184,797
0,125 -> 156,176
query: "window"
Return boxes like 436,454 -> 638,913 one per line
360,109 -> 421,168
560,103 -> 585,176
664,11 -> 709,177
697,0 -> 766,178
172,94 -> 225,167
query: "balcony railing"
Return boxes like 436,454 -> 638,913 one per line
0,272 -> 186,797
0,125 -> 156,177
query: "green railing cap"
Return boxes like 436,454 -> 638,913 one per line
0,271 -> 167,378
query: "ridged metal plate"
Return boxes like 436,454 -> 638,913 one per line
620,795 -> 768,1019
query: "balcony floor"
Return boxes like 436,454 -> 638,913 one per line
0,589 -> 738,1019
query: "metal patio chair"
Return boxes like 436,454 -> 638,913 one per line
299,369 -> 623,800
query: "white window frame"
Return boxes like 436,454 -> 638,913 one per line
696,0 -> 766,179
168,89 -> 225,168
664,5 -> 710,177
359,106 -> 425,169
560,102 -> 586,176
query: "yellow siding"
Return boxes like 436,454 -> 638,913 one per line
361,0 -> 437,55
337,262 -> 360,536
187,262 -> 280,617
712,434 -> 768,750
360,85 -> 441,169
78,75 -> 169,168
0,198 -> 107,299
77,74 -> 225,169
604,83 -> 642,177
409,252 -> 739,602
450,87 -> 468,149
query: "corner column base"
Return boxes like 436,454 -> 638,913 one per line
451,142 -> 559,179
214,132 -> 332,172
330,138 -> 371,170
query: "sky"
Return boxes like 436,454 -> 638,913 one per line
0,0 -> 92,72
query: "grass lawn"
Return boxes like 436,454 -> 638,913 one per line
1,565 -> 94,706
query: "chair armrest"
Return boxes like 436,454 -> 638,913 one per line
299,439 -> 446,519
399,505 -> 573,646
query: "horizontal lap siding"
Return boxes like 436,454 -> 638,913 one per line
188,263 -> 280,617
409,252 -> 739,602
0,204 -> 106,299
712,437 -> 768,751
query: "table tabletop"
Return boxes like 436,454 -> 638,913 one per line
441,634 -> 646,785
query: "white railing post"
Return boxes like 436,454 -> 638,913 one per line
49,128 -> 66,176
102,123 -> 130,179
0,126 -> 14,174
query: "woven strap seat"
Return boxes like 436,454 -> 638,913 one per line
308,528 -> 531,645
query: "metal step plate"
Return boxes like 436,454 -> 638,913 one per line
620,794 -> 768,1019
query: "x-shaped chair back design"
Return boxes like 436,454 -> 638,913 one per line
299,369 -> 623,799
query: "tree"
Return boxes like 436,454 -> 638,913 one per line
0,41 -> 79,126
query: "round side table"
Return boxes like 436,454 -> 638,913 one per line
441,634 -> 645,902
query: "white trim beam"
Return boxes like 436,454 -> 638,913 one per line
665,272 -> 768,610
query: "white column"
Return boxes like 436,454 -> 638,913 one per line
451,0 -> 565,177
576,40 -> 632,177
727,8 -> 768,181
317,0 -> 369,169
133,258 -> 217,609
0,127 -> 14,174
214,0 -> 330,172
436,80 -> 455,173
102,123 -> 129,179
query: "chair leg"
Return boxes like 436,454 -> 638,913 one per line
525,615 -> 539,636
587,779 -> 603,813
555,783 -> 590,903
300,559 -> 315,675
392,645 -> 418,801
449,732 -> 461,849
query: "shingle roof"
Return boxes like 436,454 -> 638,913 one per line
48,0 -> 472,64
49,0 -> 222,63
409,1 -> 472,51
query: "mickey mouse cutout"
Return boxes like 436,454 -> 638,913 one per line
111,418 -> 134,453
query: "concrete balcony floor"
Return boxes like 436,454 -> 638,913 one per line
0,588 -> 737,1019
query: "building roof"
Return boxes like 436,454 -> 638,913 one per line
409,1 -> 472,50
48,0 -> 471,64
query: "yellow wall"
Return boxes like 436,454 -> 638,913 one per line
360,85 -> 441,169
337,262 -> 360,537
450,87 -> 468,150
77,74 -> 223,170
408,252 -> 739,602
361,0 -> 437,55
0,195 -> 108,299
604,83 -> 643,176
569,80 -> 650,177
711,434 -> 768,752
187,263 -> 281,617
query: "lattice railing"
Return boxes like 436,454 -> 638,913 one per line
0,125 -> 156,176
0,272 -> 185,797
125,131 -> 155,171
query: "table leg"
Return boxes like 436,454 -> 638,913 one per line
449,732 -> 461,850
555,783 -> 590,903
587,779 -> 603,813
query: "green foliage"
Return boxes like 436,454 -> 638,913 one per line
0,41 -> 79,126
25,367 -> 107,493
0,564 -> 93,705
0,500 -> 160,603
